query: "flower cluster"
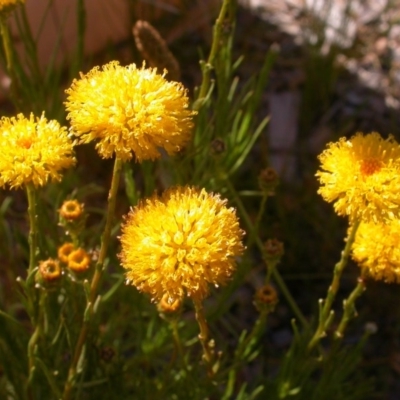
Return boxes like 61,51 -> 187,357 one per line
58,243 -> 91,272
119,186 -> 245,302
65,61 -> 195,162
0,113 -> 75,189
317,132 -> 400,283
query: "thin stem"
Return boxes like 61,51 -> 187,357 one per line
335,276 -> 366,339
248,193 -> 268,248
224,177 -> 308,328
193,298 -> 215,376
224,310 -> 268,398
171,319 -> 184,361
197,0 -> 234,102
26,184 -> 38,274
0,15 -> 21,109
308,219 -> 361,351
26,288 -> 46,397
62,157 -> 123,400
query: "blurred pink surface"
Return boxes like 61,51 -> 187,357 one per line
0,0 -> 131,101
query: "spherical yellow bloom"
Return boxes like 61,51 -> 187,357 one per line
67,248 -> 91,272
58,243 -> 75,264
0,113 -> 76,189
65,61 -> 195,162
316,132 -> 400,223
0,0 -> 23,13
119,186 -> 245,302
351,219 -> 400,283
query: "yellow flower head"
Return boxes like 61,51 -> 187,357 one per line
119,186 -> 245,302
0,113 -> 76,189
67,248 -> 91,272
0,0 -> 23,13
58,243 -> 75,264
352,219 -> 400,283
65,61 -> 195,162
59,199 -> 84,221
316,132 -> 400,223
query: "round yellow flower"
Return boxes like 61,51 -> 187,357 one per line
351,219 -> 400,283
316,132 -> 400,223
0,0 -> 23,13
119,186 -> 245,302
65,61 -> 195,162
0,113 -> 76,189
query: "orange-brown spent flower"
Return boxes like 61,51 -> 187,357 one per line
67,248 -> 91,272
254,284 -> 278,312
210,138 -> 226,156
157,293 -> 181,314
264,239 -> 284,260
39,259 -> 61,282
99,347 -> 115,363
59,200 -> 83,221
258,167 -> 279,194
58,243 -> 75,264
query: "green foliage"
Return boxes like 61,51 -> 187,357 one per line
0,0 -> 382,399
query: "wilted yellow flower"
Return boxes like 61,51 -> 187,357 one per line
0,113 -> 75,189
68,248 -> 91,272
0,0 -> 23,13
65,61 -> 195,162
352,219 -> 400,283
119,186 -> 245,302
316,132 -> 400,223
58,243 -> 75,264
38,259 -> 61,282
59,199 -> 83,221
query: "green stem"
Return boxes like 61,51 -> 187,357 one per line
26,184 -> 38,274
248,193 -> 268,248
224,310 -> 268,398
197,0 -> 234,102
171,319 -> 184,361
334,276 -> 366,339
62,157 -> 123,400
26,288 -> 46,397
224,177 -> 308,328
0,15 -> 21,109
308,219 -> 361,351
193,298 -> 215,376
